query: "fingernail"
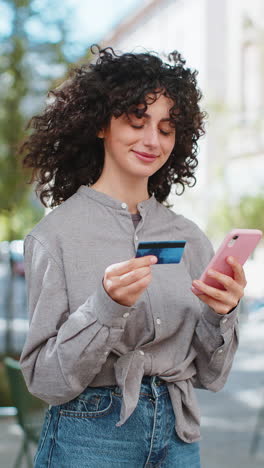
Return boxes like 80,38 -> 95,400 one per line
208,269 -> 214,276
150,256 -> 157,264
228,256 -> 234,263
191,286 -> 200,295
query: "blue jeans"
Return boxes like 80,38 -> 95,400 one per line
34,376 -> 201,467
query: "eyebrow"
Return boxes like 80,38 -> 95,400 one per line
131,112 -> 171,122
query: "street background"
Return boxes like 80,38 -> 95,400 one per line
1,1 -> 264,467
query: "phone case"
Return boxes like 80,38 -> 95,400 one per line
195,228 -> 263,291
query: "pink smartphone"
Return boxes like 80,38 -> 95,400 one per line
194,228 -> 263,291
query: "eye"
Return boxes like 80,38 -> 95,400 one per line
160,127 -> 176,136
131,124 -> 144,129
129,116 -> 144,129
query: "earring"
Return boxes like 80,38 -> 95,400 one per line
97,129 -> 104,139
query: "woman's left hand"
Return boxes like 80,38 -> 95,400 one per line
191,256 -> 247,315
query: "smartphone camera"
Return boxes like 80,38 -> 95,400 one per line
228,234 -> 239,247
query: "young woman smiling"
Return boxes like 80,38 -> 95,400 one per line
19,45 -> 246,468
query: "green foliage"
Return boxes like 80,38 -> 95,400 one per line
0,362 -> 12,406
207,191 -> 264,239
0,355 -> 24,405
0,0 -> 74,241
0,191 -> 44,240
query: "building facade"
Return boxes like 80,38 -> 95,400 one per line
101,0 -> 264,230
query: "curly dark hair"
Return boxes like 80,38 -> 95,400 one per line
20,45 -> 206,208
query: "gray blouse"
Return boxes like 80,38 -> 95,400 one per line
20,185 -> 239,443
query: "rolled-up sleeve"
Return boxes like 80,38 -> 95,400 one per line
20,235 -> 131,405
192,303 -> 239,391
185,225 -> 240,392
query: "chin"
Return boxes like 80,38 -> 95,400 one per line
130,162 -> 159,174
130,168 -> 156,179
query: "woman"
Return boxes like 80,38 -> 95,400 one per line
20,45 -> 246,467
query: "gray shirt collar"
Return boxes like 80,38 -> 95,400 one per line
77,185 -> 157,215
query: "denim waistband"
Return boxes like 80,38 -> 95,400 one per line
141,376 -> 166,386
140,376 -> 168,398
111,375 -> 168,399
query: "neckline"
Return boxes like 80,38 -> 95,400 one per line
76,185 -> 156,214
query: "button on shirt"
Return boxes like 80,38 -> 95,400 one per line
20,185 -> 239,443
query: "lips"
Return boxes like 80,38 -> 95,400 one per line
132,150 -> 158,163
134,151 -> 157,158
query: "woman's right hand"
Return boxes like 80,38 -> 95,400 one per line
103,255 -> 158,307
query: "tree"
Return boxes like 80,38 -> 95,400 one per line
207,191 -> 264,240
0,0 -> 74,241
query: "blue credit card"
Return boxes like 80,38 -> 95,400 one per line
135,241 -> 186,264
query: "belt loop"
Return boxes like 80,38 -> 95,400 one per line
150,376 -> 159,398
153,376 -> 161,386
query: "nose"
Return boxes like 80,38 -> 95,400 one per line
142,125 -> 160,150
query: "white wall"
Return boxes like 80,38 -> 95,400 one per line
100,0 -> 264,225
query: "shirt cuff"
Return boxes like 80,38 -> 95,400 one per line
203,302 -> 239,332
89,279 -> 135,329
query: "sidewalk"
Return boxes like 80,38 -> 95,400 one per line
0,308 -> 264,468
198,307 -> 264,468
0,416 -> 35,468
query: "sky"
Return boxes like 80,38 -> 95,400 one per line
0,0 -> 145,60
66,0 -> 144,44
64,0 -> 145,58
